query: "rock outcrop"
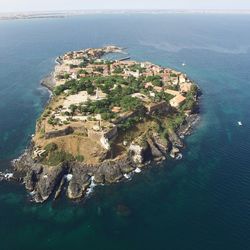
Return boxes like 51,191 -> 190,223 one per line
168,129 -> 184,148
67,165 -> 91,199
34,164 -> 67,203
152,132 -> 170,154
129,136 -> 149,165
147,137 -> 165,161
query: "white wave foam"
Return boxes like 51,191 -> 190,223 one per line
28,190 -> 37,202
5,173 -> 13,179
134,168 -> 142,173
65,174 -> 73,181
86,176 -> 97,197
176,153 -> 183,160
124,173 -> 132,179
29,190 -> 36,196
0,172 -> 14,181
11,148 -> 29,166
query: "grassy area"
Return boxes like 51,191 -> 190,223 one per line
41,142 -> 84,166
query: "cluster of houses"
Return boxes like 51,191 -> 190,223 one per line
55,48 -> 193,109
46,47 -> 195,150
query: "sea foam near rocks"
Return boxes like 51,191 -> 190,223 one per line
65,174 -> 73,181
0,172 -> 14,181
134,168 -> 142,173
86,176 -> 97,197
124,173 -> 132,179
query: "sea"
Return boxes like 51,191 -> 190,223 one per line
0,14 -> 250,250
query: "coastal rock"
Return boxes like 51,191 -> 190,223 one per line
129,142 -> 148,165
34,164 -> 67,203
103,164 -> 123,183
147,137 -> 165,161
152,132 -> 170,154
94,162 -> 123,184
41,73 -> 56,91
13,145 -> 36,175
170,147 -> 180,158
93,169 -> 105,184
119,164 -> 135,174
168,130 -> 184,148
24,166 -> 42,191
178,114 -> 200,137
67,165 -> 91,199
115,156 -> 136,173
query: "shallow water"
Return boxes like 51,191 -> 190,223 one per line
0,14 -> 250,250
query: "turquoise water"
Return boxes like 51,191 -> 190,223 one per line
0,14 -> 250,249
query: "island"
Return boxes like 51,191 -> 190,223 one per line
13,46 -> 200,203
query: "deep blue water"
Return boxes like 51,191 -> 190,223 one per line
0,14 -> 250,250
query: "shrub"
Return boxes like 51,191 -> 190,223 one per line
75,155 -> 84,162
46,150 -> 74,166
113,66 -> 123,74
120,96 -> 143,111
63,120 -> 70,125
44,143 -> 58,152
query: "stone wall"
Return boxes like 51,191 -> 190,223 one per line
88,126 -> 118,149
44,126 -> 74,139
103,126 -> 118,141
147,101 -> 169,115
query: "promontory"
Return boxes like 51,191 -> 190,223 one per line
13,46 -> 200,203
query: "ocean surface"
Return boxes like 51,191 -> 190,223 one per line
0,14 -> 250,250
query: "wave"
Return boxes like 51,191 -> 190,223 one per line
134,168 -> 142,173
86,176 -> 97,197
0,171 -> 14,181
65,174 -> 73,182
124,173 -> 132,180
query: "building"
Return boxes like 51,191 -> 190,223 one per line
146,101 -> 169,114
179,74 -> 186,84
165,89 -> 180,96
180,82 -> 192,93
124,69 -> 140,78
112,106 -> 122,113
169,94 -> 186,108
153,86 -> 163,93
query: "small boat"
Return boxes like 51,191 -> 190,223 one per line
182,63 -> 186,66
238,121 -> 243,126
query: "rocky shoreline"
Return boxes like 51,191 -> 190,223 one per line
8,110 -> 200,203
40,73 -> 56,91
